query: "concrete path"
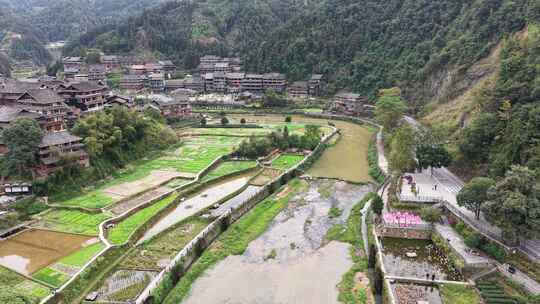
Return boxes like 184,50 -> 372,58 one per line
497,263 -> 540,295
376,129 -> 389,175
434,224 -> 491,267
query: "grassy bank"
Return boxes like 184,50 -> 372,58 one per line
162,179 -> 305,304
200,161 -> 258,183
326,192 -> 375,304
440,284 -> 480,304
108,193 -> 178,245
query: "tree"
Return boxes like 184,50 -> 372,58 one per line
1,118 -> 43,176
483,165 -> 540,244
372,194 -> 384,215
285,116 -> 292,123
389,125 -> 416,174
457,177 -> 496,220
416,144 -> 452,176
221,117 -> 229,125
240,118 -> 246,124
459,113 -> 499,164
375,88 -> 407,131
86,51 -> 101,64
263,89 -> 287,107
420,207 -> 442,223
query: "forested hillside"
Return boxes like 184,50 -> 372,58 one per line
0,9 -> 51,70
64,0 -> 308,66
0,0 -> 166,42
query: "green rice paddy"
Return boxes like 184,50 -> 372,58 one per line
201,161 -> 258,183
0,266 -> 50,302
108,193 -> 179,245
271,154 -> 305,170
120,217 -> 211,270
37,210 -> 111,235
32,267 -> 70,287
59,243 -> 105,267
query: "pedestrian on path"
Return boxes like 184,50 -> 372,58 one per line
434,184 -> 438,191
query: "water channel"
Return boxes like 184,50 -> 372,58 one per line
138,173 -> 255,243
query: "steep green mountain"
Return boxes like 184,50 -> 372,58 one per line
61,0 -> 540,178
0,0 -> 167,42
0,9 -> 51,70
64,0 -> 308,65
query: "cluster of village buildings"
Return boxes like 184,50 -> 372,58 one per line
0,53 -> 374,178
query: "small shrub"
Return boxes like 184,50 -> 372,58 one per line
240,118 -> 246,124
285,116 -> 292,123
329,207 -> 343,218
464,232 -> 482,248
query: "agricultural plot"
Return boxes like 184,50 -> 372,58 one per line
32,242 -> 105,288
271,154 -> 305,170
250,168 -> 283,186
53,137 -> 241,210
33,209 -> 111,235
201,161 -> 258,183
95,269 -> 157,302
186,127 -> 272,137
0,266 -> 51,303
175,136 -> 243,173
120,217 -> 211,270
477,279 -> 518,304
107,193 -> 179,245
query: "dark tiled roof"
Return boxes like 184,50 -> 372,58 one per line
0,105 -> 42,123
24,89 -> 65,104
289,81 -> 308,89
226,73 -> 245,79
39,131 -> 82,148
65,81 -> 105,92
263,73 -> 285,80
101,55 -> 118,61
244,74 -> 263,79
310,74 -> 324,80
152,98 -> 190,107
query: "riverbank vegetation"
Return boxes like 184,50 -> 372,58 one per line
233,125 -> 322,159
326,192 -> 375,304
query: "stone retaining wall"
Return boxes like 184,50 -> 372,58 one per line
377,226 -> 432,240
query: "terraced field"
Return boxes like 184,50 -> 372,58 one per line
271,154 -> 305,170
52,136 -> 242,210
31,242 -> 105,287
33,209 -> 112,235
0,266 -> 50,302
477,279 -> 518,304
201,161 -> 258,183
108,193 -> 179,245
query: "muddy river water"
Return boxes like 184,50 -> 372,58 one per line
230,114 -> 374,183
182,180 -> 372,304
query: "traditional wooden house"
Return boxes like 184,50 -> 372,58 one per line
149,97 -> 192,119
287,81 -> 309,99
58,82 -> 108,113
332,92 -> 369,116
241,74 -> 264,94
35,131 -> 89,177
263,73 -> 287,93
63,57 -> 83,71
88,65 -> 106,82
106,95 -> 136,109
120,75 -> 146,91
308,74 -> 325,96
100,55 -> 120,71
203,73 -> 214,92
148,73 -> 165,92
0,104 -> 44,130
213,72 -> 227,93
15,89 -> 69,131
226,72 -> 245,93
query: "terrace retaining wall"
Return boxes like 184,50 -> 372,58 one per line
377,226 -> 432,240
